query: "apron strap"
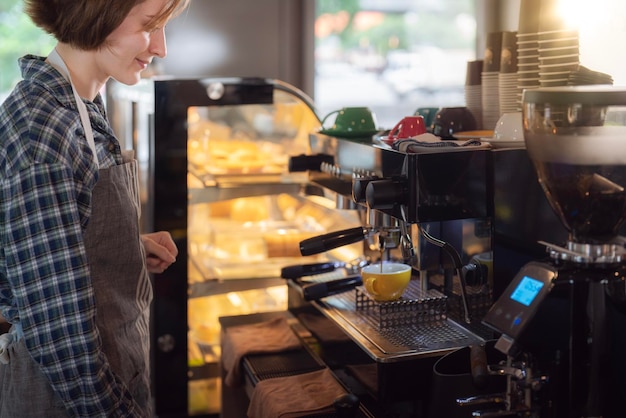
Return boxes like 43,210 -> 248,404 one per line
47,47 -> 99,167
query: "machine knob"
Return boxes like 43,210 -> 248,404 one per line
366,179 -> 407,210
462,262 -> 485,286
288,154 -> 334,172
352,178 -> 373,203
157,334 -> 175,353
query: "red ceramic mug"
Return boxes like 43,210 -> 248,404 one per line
386,115 -> 427,144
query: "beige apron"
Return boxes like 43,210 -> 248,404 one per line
0,50 -> 152,417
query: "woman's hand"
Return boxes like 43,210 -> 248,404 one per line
141,231 -> 178,274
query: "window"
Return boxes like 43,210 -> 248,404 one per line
2,0 -> 625,117
314,0 -> 477,129
313,0 -> 626,130
0,0 -> 55,102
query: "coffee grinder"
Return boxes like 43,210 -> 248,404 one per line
483,86 -> 626,417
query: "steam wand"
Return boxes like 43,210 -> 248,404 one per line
418,225 -> 471,324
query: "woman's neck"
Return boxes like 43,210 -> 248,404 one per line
53,43 -> 107,101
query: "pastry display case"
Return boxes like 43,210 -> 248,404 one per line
106,77 -> 362,417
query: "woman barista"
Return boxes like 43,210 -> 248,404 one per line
0,0 -> 188,416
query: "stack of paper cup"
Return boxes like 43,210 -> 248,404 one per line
499,31 -> 519,114
538,30 -> 580,87
516,0 -> 541,111
465,60 -> 483,130
482,31 -> 502,131
537,0 -> 580,87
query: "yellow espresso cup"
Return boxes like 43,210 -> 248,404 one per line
361,262 -> 412,302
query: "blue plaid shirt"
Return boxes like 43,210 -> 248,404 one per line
0,55 -> 140,416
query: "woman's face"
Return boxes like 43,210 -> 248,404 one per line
97,0 -> 171,85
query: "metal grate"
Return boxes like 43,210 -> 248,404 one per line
325,288 -> 484,356
355,280 -> 448,329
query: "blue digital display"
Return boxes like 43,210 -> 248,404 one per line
510,276 -> 544,307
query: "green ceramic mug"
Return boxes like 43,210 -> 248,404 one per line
321,106 -> 377,134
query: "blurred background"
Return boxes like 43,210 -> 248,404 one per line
2,0 -> 625,128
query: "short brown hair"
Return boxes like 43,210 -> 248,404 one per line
24,0 -> 189,50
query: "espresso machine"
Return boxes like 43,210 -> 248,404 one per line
290,133 -> 495,320
281,130 -> 503,416
483,86 -> 626,418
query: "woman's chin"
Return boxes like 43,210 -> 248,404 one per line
112,73 -> 143,86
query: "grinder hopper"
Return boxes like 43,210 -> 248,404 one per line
523,86 -> 626,247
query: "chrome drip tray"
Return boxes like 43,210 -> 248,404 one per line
312,281 -> 485,362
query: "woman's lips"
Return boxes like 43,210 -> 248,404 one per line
136,59 -> 150,70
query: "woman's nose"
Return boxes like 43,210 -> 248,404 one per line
149,28 -> 167,59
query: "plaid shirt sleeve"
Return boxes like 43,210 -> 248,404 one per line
0,56 -> 139,417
